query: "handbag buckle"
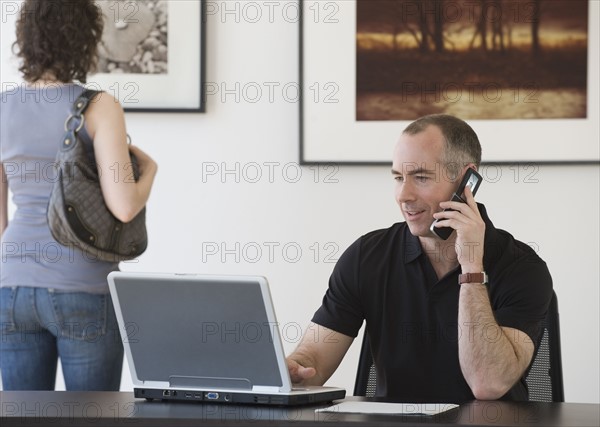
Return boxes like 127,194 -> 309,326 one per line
64,114 -> 85,133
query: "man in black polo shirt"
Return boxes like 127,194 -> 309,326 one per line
286,114 -> 553,402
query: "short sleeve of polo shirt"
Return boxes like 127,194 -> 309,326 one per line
490,249 -> 553,345
311,238 -> 364,338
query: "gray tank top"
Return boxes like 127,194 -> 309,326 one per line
1,83 -> 118,293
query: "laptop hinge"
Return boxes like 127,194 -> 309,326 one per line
252,386 -> 281,393
169,376 -> 252,390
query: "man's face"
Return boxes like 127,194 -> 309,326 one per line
392,125 -> 460,238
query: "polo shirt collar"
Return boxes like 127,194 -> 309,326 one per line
403,227 -> 423,264
480,203 -> 501,265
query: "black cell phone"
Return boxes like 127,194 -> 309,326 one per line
430,168 -> 483,240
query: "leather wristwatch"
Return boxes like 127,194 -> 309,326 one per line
458,272 -> 488,285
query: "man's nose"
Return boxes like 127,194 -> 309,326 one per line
396,179 -> 416,204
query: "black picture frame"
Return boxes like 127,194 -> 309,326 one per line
88,0 -> 206,113
300,0 -> 599,165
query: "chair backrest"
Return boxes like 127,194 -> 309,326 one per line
353,291 -> 564,402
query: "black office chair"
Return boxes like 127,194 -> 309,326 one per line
354,291 -> 564,402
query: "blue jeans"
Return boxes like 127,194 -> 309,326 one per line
0,287 -> 123,390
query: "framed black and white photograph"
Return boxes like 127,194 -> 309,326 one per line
0,1 -> 205,112
300,0 -> 599,164
89,0 -> 205,112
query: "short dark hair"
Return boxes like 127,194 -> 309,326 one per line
403,114 -> 482,178
13,0 -> 104,83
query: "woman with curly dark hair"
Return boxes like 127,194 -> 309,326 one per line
0,0 -> 157,390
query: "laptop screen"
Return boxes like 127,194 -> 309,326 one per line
111,275 -> 283,389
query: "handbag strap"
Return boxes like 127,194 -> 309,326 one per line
72,89 -> 101,114
64,89 -> 102,135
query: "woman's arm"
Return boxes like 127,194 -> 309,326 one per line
1,162 -> 8,235
84,92 -> 157,223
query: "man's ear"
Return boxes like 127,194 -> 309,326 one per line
452,163 -> 478,186
465,163 -> 477,172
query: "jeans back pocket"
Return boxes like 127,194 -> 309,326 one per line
48,290 -> 108,342
0,287 -> 18,333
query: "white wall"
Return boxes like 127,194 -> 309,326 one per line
1,1 -> 598,403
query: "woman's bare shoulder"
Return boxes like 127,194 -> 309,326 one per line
89,91 -> 124,116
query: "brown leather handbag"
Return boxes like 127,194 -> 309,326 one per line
47,89 -> 147,262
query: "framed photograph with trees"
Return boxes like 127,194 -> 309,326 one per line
300,0 -> 599,164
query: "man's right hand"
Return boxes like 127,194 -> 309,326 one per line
286,357 -> 317,385
285,323 -> 353,387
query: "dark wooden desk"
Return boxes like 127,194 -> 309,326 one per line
1,392 -> 598,427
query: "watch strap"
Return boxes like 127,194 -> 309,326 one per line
458,272 -> 488,285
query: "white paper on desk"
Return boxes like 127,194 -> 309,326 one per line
315,402 -> 459,415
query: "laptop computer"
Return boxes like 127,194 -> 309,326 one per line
107,272 -> 346,406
